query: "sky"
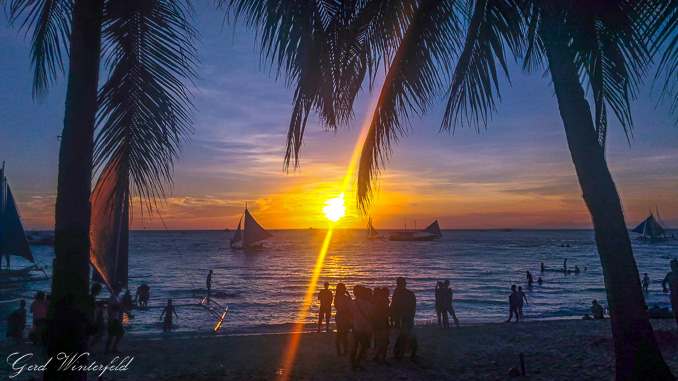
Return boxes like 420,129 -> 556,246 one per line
0,3 -> 677,230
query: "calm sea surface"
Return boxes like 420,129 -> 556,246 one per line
2,229 -> 677,336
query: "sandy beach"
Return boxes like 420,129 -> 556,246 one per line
3,318 -> 678,380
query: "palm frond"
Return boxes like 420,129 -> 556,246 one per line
8,0 -> 72,99
357,0 -> 462,211
651,0 -> 678,123
564,0 -> 650,146
95,0 -> 198,215
222,1 -> 345,169
441,0 -> 523,133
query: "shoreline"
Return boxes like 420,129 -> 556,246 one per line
4,318 -> 678,380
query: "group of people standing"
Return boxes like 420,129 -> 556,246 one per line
317,277 -> 418,370
5,291 -> 49,344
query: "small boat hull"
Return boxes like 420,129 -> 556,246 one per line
389,232 -> 440,241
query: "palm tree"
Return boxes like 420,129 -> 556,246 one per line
223,0 -> 674,378
7,0 -> 196,379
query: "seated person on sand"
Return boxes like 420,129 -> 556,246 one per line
591,300 -> 604,319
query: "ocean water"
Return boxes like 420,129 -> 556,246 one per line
2,229 -> 677,336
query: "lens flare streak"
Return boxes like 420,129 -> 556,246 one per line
278,95 -> 377,380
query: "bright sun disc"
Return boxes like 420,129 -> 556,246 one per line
323,193 -> 346,222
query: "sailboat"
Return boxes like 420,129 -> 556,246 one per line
366,217 -> 384,239
230,204 -> 272,251
632,210 -> 675,242
0,162 -> 37,277
90,161 -> 129,291
389,220 -> 442,241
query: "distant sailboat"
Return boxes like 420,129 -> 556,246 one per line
632,210 -> 675,242
0,162 -> 35,273
230,204 -> 272,251
90,161 -> 129,291
366,217 -> 384,239
389,220 -> 442,241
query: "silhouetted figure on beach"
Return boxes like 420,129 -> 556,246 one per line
88,283 -> 106,351
391,277 -> 418,361
434,281 -> 444,328
591,300 -> 604,319
372,287 -> 391,363
440,280 -> 460,328
526,271 -> 533,287
349,285 -> 374,370
6,300 -> 26,344
506,285 -> 519,322
29,291 -> 48,344
122,290 -> 134,311
135,283 -> 150,308
160,299 -> 179,332
537,277 -> 543,285
642,273 -> 650,292
662,259 -> 678,328
105,283 -> 128,353
518,286 -> 528,316
318,282 -> 333,332
206,270 -> 213,299
333,283 -> 352,355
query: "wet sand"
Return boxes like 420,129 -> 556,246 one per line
3,319 -> 678,380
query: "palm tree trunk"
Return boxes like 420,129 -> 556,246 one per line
541,20 -> 674,381
46,0 -> 104,379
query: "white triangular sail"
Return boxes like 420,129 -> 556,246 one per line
230,216 -> 243,247
243,208 -> 272,247
0,164 -> 34,265
423,220 -> 442,236
633,214 -> 665,238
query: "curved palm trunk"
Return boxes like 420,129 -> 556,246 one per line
46,0 -> 104,379
541,21 -> 674,381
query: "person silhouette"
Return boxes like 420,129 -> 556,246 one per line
349,285 -> 374,370
391,277 -> 418,361
372,287 -> 391,363
517,286 -> 528,316
642,273 -> 650,292
333,283 -> 352,355
506,285 -> 519,322
135,283 -> 150,308
6,300 -> 26,344
206,270 -> 213,299
526,271 -> 533,287
591,300 -> 604,319
122,290 -> 134,312
29,291 -> 48,344
434,281 -> 444,328
105,283 -> 129,353
159,299 -> 179,332
88,283 -> 106,351
318,282 -> 333,332
441,280 -> 460,328
662,259 -> 678,328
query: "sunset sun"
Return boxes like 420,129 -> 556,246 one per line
322,193 -> 346,222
